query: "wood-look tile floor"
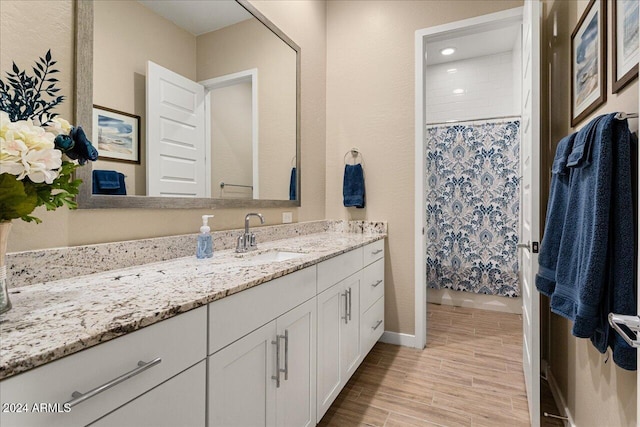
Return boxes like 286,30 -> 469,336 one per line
318,303 -> 531,427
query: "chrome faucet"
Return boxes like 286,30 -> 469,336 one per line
236,213 -> 265,253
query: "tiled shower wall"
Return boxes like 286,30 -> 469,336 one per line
425,50 -> 521,124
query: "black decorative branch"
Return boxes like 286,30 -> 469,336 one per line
0,49 -> 65,124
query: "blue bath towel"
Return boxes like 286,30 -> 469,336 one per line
590,123 -> 636,371
343,164 -> 365,208
92,170 -> 126,195
536,133 -> 576,297
547,113 -> 636,370
289,167 -> 296,200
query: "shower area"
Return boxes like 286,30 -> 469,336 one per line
423,16 -> 524,313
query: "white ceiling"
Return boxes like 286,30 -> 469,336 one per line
137,0 -> 252,36
426,23 -> 521,65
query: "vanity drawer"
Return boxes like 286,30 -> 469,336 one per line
360,258 -> 384,313
90,360 -> 206,427
363,240 -> 384,267
317,247 -> 363,293
361,297 -> 384,356
0,306 -> 207,427
208,266 -> 316,355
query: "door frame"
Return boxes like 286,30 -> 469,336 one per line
414,7 -> 524,350
200,69 -> 259,199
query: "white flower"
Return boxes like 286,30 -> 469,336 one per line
0,112 -> 62,184
44,117 -> 72,136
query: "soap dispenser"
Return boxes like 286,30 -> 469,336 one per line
196,215 -> 215,259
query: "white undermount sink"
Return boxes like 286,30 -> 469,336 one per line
236,250 -> 305,265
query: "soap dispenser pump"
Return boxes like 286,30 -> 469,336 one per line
196,215 -> 215,259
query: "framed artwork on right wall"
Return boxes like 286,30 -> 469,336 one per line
612,0 -> 639,93
571,0 -> 607,127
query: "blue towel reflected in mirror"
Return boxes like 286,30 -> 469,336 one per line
93,170 -> 126,195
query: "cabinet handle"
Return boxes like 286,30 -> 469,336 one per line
371,249 -> 383,255
66,358 -> 162,408
372,320 -> 383,331
341,291 -> 348,324
283,330 -> 289,381
272,338 -> 281,388
347,287 -> 352,321
372,279 -> 383,288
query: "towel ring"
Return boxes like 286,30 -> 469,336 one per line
291,155 -> 297,168
344,148 -> 363,165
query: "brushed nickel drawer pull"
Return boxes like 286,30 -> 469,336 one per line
372,279 -> 383,288
66,358 -> 162,407
341,291 -> 348,324
372,320 -> 383,331
272,338 -> 281,387
371,249 -> 383,255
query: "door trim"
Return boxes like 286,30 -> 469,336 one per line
200,69 -> 259,199
414,6 -> 524,350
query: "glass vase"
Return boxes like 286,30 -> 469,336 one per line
0,221 -> 12,314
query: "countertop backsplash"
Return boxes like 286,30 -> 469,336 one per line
6,220 -> 387,288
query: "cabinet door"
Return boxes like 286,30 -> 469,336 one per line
341,274 -> 361,382
90,361 -> 206,427
208,321 -> 277,427
275,298 -> 316,427
316,283 -> 344,419
316,273 -> 361,420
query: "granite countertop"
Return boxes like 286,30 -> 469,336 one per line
0,231 -> 385,380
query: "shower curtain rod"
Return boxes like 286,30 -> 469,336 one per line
426,114 -> 521,126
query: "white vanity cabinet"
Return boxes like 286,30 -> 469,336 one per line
208,267 -> 317,427
316,241 -> 384,420
360,240 -> 385,357
316,273 -> 361,419
0,306 -> 207,427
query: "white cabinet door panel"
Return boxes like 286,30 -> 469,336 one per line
208,321 -> 277,427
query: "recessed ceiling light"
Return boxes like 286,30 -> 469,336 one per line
453,88 -> 465,94
440,47 -> 456,56
446,68 -> 457,73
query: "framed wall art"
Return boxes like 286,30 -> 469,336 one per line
612,0 -> 639,93
571,0 -> 607,127
92,105 -> 141,164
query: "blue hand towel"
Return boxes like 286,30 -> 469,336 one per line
289,167 -> 296,201
92,170 -> 126,195
343,164 -> 365,208
536,133 -> 576,297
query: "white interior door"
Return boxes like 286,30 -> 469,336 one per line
520,1 -> 541,426
146,61 -> 206,197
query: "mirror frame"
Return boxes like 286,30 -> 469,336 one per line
74,0 -> 301,209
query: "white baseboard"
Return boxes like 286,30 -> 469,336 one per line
378,331 -> 417,348
428,288 -> 522,314
546,366 -> 576,427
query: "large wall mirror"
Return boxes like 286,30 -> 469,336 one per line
75,0 -> 300,209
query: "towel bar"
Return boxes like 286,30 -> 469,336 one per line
615,112 -> 638,120
608,313 -> 640,348
220,182 -> 253,190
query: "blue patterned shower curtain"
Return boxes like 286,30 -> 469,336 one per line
425,119 -> 521,297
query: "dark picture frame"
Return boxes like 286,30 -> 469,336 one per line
612,0 -> 639,93
92,105 -> 141,164
571,0 -> 607,127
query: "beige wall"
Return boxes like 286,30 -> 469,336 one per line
93,0 -> 197,196
210,82 -> 254,199
325,0 -> 523,335
2,0 -> 326,253
197,17 -> 297,200
543,0 -> 638,425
